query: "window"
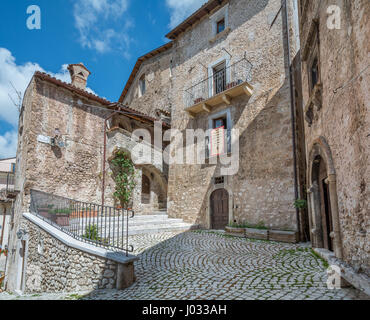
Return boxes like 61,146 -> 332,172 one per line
310,57 -> 319,90
217,18 -> 225,34
139,74 -> 146,97
213,62 -> 226,95
211,117 -> 227,156
213,117 -> 227,130
210,4 -> 229,37
214,176 -> 225,185
207,110 -> 232,158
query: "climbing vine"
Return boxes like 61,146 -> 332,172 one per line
111,150 -> 137,208
293,199 -> 307,210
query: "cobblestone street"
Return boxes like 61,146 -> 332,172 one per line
1,230 -> 368,300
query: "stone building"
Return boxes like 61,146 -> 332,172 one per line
0,157 -> 16,271
4,0 -> 369,295
4,64 -> 169,293
120,0 -> 306,233
298,0 -> 369,276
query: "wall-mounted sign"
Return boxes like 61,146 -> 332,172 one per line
37,135 -> 51,144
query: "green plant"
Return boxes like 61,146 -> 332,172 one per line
294,199 -> 307,209
228,221 -> 268,230
48,208 -> 72,215
83,225 -> 100,241
111,150 -> 137,208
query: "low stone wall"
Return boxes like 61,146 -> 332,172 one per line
22,214 -> 137,294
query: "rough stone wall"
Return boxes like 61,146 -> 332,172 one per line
24,220 -> 120,293
166,0 -> 300,230
299,0 -> 369,275
123,48 -> 173,118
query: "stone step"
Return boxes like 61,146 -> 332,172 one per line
68,214 -> 194,236
128,219 -> 184,227
150,211 -> 168,216
130,214 -> 170,220
126,224 -> 195,236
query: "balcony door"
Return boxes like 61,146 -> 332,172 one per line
213,62 -> 226,95
208,56 -> 230,98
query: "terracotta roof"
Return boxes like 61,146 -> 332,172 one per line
166,0 -> 228,40
33,71 -> 170,127
118,41 -> 173,103
34,71 -> 112,105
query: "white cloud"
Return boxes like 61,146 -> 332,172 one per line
0,131 -> 17,158
166,0 -> 208,29
0,48 -> 95,158
73,0 -> 132,54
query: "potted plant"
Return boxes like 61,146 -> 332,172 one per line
269,229 -> 299,243
225,222 -> 246,238
0,248 -> 8,257
226,81 -> 237,90
49,208 -> 71,227
38,205 -> 53,218
194,97 -> 204,104
0,272 -> 4,292
245,221 -> 269,240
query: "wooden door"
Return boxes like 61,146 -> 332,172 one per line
319,160 -> 334,251
211,189 -> 229,230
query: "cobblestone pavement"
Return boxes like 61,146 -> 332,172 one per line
0,230 -> 368,300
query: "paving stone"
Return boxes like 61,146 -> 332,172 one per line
1,230 -> 368,300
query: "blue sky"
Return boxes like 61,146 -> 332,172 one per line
0,0 -> 207,158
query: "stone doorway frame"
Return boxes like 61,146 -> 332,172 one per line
206,185 -> 233,230
307,136 -> 343,259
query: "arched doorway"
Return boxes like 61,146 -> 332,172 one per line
307,137 -> 343,259
141,174 -> 150,204
312,155 -> 334,251
210,189 -> 229,230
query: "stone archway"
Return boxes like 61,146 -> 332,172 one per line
307,137 -> 343,259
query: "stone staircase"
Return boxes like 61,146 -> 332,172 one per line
128,211 -> 196,235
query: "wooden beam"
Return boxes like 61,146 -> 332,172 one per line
222,94 -> 231,105
243,85 -> 253,96
187,111 -> 196,119
202,103 -> 211,113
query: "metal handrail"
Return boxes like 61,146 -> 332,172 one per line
30,189 -> 134,256
184,57 -> 253,108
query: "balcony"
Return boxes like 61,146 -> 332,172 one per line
0,173 -> 16,200
184,58 -> 254,118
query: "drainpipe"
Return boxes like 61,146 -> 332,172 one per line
0,204 -> 6,248
283,0 -> 301,240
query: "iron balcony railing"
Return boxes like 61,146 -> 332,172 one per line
184,57 -> 253,109
0,173 -> 15,193
30,190 -> 134,255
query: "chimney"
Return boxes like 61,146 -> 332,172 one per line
67,63 -> 91,90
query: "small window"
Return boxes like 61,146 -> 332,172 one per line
217,18 -> 225,34
214,176 -> 225,185
213,117 -> 227,129
139,74 -> 146,97
310,57 -> 319,90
